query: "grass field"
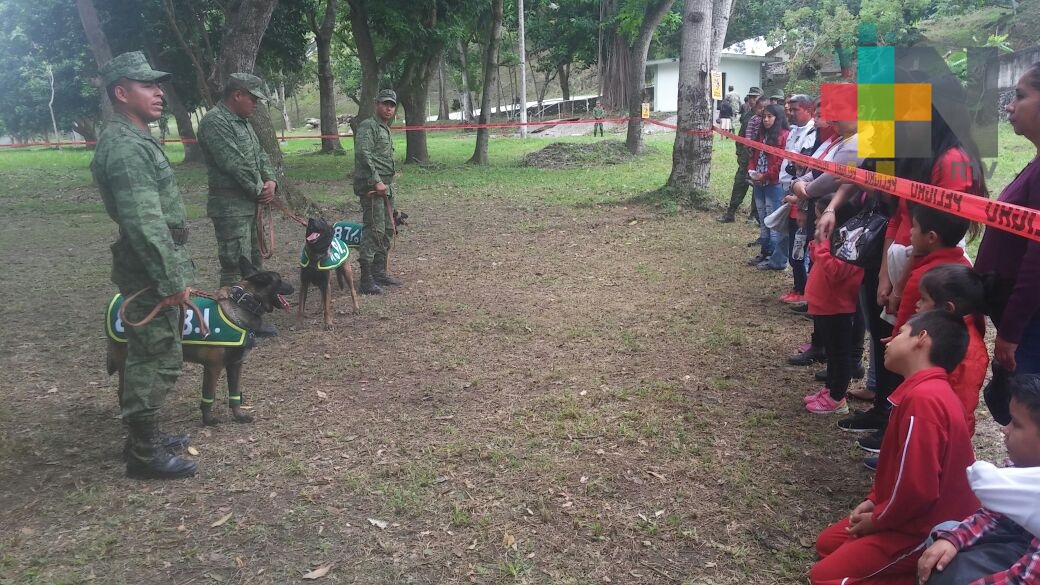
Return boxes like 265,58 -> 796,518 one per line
0,122 -> 1032,584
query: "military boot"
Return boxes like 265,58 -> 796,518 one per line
122,429 -> 189,461
372,253 -> 402,287
125,420 -> 198,480
358,260 -> 384,295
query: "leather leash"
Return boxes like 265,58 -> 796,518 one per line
118,287 -> 213,339
257,198 -> 308,260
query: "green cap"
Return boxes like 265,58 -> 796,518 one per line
747,86 -> 762,97
376,89 -> 397,104
771,92 -> 785,100
227,73 -> 268,101
99,51 -> 171,88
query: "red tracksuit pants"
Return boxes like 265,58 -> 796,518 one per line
809,517 -> 925,585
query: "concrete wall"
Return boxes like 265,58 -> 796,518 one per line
650,57 -> 763,112
998,46 -> 1040,90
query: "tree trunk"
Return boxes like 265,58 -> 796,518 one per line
215,0 -> 313,213
665,0 -> 729,207
558,62 -> 571,100
625,0 -> 676,154
163,82 -> 204,163
469,0 -> 504,165
397,49 -> 442,164
437,55 -> 451,120
346,0 -> 382,127
311,0 -> 345,153
457,40 -> 473,122
496,63 -> 503,117
278,80 -> 292,130
75,0 -> 113,134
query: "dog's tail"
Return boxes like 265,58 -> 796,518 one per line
336,267 -> 347,291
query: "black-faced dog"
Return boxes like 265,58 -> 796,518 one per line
106,257 -> 294,426
299,217 -> 361,330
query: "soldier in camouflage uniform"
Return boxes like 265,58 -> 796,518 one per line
197,73 -> 278,335
592,104 -> 605,137
91,51 -> 197,480
352,88 -> 402,295
718,86 -> 763,223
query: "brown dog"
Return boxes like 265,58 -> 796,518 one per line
299,217 -> 360,330
106,257 -> 294,425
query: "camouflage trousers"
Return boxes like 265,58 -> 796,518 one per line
119,286 -> 183,423
726,150 -> 752,216
212,214 -> 262,287
354,182 -> 394,264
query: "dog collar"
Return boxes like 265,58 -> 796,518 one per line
229,285 -> 264,316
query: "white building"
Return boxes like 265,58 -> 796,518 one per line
646,37 -> 778,112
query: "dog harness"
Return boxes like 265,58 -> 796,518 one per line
300,237 -> 350,270
106,294 -> 249,347
332,221 -> 363,247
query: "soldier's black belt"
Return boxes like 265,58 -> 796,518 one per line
169,227 -> 189,245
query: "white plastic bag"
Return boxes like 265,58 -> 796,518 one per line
764,202 -> 790,232
967,461 -> 1040,538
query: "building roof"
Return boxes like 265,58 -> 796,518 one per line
646,37 -> 778,68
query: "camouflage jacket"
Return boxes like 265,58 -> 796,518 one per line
91,114 -> 194,297
198,102 -> 276,217
353,117 -> 395,188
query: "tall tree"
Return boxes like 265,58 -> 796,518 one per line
309,0 -> 345,153
598,0 -> 676,153
527,0 -> 599,101
665,0 -> 733,206
75,0 -> 112,124
469,0 -> 504,164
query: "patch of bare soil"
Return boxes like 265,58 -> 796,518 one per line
521,141 -> 638,169
0,175 -> 1005,584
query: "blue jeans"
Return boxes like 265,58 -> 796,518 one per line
753,183 -> 783,258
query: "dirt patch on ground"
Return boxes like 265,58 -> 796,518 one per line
521,141 -> 639,169
0,158 -> 1005,584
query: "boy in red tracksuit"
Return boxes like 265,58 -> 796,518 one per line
891,205 -> 971,334
804,195 -> 865,414
810,310 -> 980,585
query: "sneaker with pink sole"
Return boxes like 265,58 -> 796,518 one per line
806,393 -> 849,414
803,388 -> 829,404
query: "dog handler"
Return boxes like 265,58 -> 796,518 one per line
197,73 -> 279,336
90,51 -> 197,479
353,88 -> 403,295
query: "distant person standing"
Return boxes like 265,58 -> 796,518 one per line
718,87 -> 763,223
353,88 -> 403,295
197,73 -> 278,336
90,51 -> 197,480
725,85 -> 742,117
717,99 -> 734,132
592,103 -> 606,137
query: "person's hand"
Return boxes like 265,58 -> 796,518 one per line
791,181 -> 808,199
885,292 -> 901,316
816,210 -> 837,242
847,514 -> 878,538
849,499 -> 875,520
995,335 -> 1019,372
784,194 -> 798,205
163,289 -> 191,307
374,181 -> 387,195
877,280 -> 893,308
259,180 -> 276,203
917,539 -> 958,584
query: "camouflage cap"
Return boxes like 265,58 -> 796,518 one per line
746,86 -> 763,97
770,91 -> 786,100
376,89 -> 397,104
227,73 -> 269,101
99,51 -> 171,88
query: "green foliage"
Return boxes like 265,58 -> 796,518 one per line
527,0 -> 601,73
944,33 -> 1012,81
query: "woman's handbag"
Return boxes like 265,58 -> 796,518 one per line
830,200 -> 889,266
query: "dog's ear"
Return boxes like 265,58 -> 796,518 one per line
238,256 -> 258,279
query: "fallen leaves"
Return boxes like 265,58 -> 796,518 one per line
367,518 -> 388,529
186,446 -> 200,456
302,564 -> 333,580
210,512 -> 233,528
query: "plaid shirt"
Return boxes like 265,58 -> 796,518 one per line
936,508 -> 1040,584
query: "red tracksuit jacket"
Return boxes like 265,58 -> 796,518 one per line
947,316 -> 989,437
893,246 -> 970,332
868,367 -> 980,536
806,240 -> 864,316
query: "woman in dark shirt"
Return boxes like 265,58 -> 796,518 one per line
976,63 -> 1040,423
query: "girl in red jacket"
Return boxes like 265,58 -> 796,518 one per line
804,194 -> 866,414
747,104 -> 790,268
918,264 -> 989,436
